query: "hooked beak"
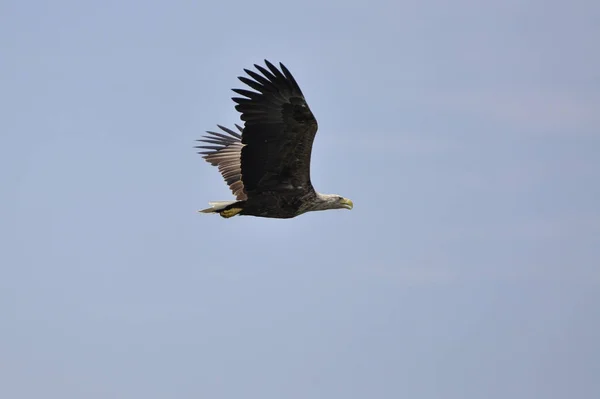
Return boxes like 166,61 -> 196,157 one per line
340,198 -> 354,210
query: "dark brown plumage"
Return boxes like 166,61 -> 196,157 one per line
196,60 -> 353,218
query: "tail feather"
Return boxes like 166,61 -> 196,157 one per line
199,201 -> 237,214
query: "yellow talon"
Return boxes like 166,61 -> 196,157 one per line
220,207 -> 243,218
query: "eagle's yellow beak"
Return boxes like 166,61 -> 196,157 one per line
340,198 -> 354,210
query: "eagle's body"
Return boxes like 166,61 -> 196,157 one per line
197,60 -> 353,218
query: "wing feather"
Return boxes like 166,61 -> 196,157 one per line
195,124 -> 247,200
233,60 -> 318,194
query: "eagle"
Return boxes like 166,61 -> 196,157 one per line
196,60 -> 353,218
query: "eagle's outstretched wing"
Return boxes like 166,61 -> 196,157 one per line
232,60 -> 318,195
196,124 -> 247,200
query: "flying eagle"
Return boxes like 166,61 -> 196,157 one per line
196,60 -> 353,218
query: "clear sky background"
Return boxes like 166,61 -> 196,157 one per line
2,1 -> 599,398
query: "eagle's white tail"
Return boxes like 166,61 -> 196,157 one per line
199,201 -> 237,214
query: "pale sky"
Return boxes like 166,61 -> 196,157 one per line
1,1 -> 599,398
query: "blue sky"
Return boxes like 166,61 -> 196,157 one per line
1,0 -> 599,398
